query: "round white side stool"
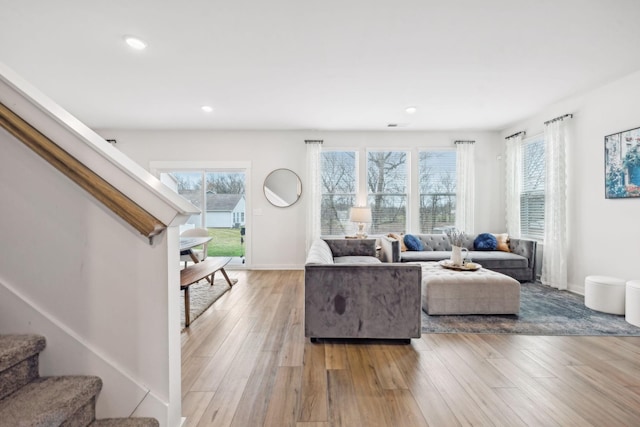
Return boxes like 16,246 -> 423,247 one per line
626,280 -> 640,327
584,275 -> 626,315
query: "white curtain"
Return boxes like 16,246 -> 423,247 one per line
455,140 -> 475,234
505,133 -> 523,238
541,117 -> 571,290
305,139 -> 323,251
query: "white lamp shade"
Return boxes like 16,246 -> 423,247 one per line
349,206 -> 372,223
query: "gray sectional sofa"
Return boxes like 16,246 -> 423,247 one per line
304,238 -> 422,341
380,233 -> 537,282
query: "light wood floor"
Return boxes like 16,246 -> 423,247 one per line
181,270 -> 640,427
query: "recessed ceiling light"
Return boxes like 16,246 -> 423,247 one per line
405,106 -> 417,114
124,36 -> 147,50
201,105 -> 213,113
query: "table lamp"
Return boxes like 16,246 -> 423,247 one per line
349,206 -> 372,238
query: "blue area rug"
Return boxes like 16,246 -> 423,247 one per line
422,281 -> 640,335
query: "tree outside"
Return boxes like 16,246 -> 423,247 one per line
367,151 -> 407,234
419,151 -> 456,233
320,151 -> 356,235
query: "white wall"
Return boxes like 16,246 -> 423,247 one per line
501,69 -> 640,293
0,129 -> 182,426
103,130 -> 503,269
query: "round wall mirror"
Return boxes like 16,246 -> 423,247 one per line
264,168 -> 302,207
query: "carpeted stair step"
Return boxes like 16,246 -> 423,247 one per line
0,334 -> 46,400
91,418 -> 159,427
0,375 -> 102,426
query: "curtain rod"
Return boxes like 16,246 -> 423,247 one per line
544,113 -> 573,125
504,131 -> 525,140
454,140 -> 475,144
305,139 -> 323,144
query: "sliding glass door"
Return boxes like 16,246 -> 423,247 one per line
159,167 -> 248,265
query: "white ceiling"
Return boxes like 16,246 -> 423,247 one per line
1,0 -> 640,131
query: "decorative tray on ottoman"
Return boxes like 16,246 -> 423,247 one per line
438,260 -> 482,271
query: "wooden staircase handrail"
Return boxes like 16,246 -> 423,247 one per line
0,102 -> 166,239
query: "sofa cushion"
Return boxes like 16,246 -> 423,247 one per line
400,251 -> 451,262
388,233 -> 407,251
493,233 -> 510,252
420,234 -> 452,251
466,251 -> 528,269
474,233 -> 497,251
404,234 -> 424,251
325,238 -> 377,257
334,256 -> 382,264
399,250 -> 528,269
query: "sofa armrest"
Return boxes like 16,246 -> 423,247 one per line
306,239 -> 335,264
509,237 -> 537,270
380,235 -> 400,262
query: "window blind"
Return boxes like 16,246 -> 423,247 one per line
520,136 -> 545,240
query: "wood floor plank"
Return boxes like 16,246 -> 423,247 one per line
181,356 -> 210,399
181,391 -> 214,427
366,344 -> 408,390
194,330 -> 269,426
298,343 -> 328,423
568,364 -> 640,418
457,333 -> 505,359
189,307 -> 247,358
386,345 -> 461,426
344,344 -> 380,393
228,350 -> 280,427
430,340 -> 528,426
261,283 -> 298,353
181,309 -> 231,360
523,340 -> 640,409
263,366 -> 303,427
381,389 -> 429,427
344,345 -> 391,427
180,270 -> 640,427
444,334 -> 515,389
492,387 -> 561,427
601,358 -> 640,386
196,378 -> 249,427
279,306 -> 305,367
535,376 -> 636,427
481,335 -> 556,379
324,343 -> 348,370
487,356 -> 593,426
190,314 -> 259,391
327,369 -> 364,427
417,349 -> 495,426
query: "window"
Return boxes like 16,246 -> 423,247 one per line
158,169 -> 247,260
320,151 -> 357,235
520,135 -> 545,239
367,151 -> 408,234
419,150 -> 456,233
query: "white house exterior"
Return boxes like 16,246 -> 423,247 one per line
205,193 -> 245,228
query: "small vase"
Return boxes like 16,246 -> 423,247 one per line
450,245 -> 468,266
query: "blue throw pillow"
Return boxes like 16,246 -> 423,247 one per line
474,233 -> 497,251
404,234 -> 424,251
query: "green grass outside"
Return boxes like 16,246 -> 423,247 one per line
205,228 -> 244,257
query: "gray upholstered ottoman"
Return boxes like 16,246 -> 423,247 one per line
419,262 -> 520,315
